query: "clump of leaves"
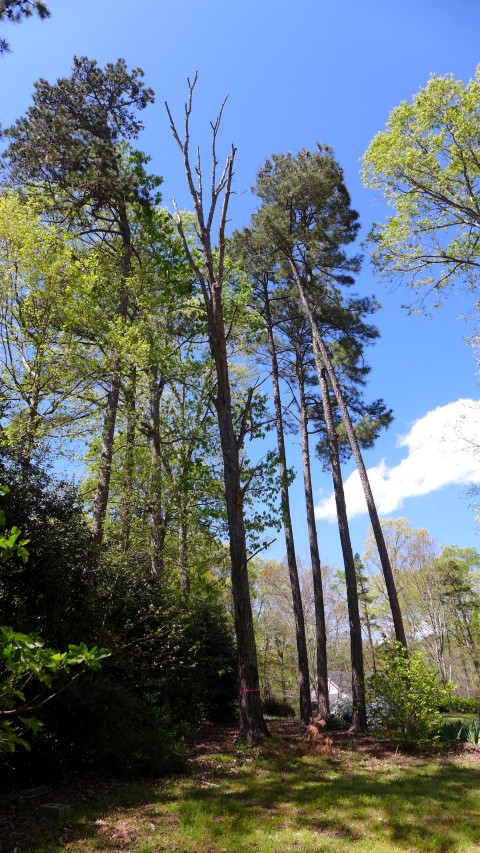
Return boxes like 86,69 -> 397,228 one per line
368,642 -> 455,749
0,486 -> 110,757
0,627 -> 110,755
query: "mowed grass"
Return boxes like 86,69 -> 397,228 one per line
4,736 -> 480,853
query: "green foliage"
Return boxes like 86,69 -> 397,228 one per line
3,56 -> 155,230
368,642 -> 455,748
440,718 -> 480,745
363,66 -> 480,300
0,458 -> 95,648
262,696 -> 295,718
0,479 -> 110,757
0,1 -> 50,53
40,675 -> 188,777
438,696 -> 479,714
0,626 -> 109,755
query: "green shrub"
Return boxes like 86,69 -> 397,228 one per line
368,642 -> 455,749
438,696 -> 479,714
263,696 -> 295,718
440,718 -> 480,745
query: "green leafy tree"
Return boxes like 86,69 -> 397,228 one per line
368,642 -> 454,749
3,58 -> 156,571
0,194 -> 95,465
363,66 -> 480,303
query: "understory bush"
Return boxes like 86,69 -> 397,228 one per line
0,455 -> 237,779
440,718 -> 480,745
326,698 -> 353,729
262,696 -> 295,718
438,696 -> 479,714
368,642 -> 455,749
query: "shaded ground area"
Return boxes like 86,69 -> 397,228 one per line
1,720 -> 480,852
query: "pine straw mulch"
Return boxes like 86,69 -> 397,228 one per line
190,718 -> 480,762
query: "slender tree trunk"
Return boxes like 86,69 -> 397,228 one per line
149,372 -> 166,579
291,267 -> 407,647
89,371 -> 121,557
356,570 -> 377,674
294,342 -> 329,717
166,86 -> 268,740
178,516 -> 189,591
121,367 -> 136,553
210,306 -> 269,740
177,387 -> 190,592
319,366 -> 367,732
88,204 -> 132,576
262,280 -> 311,724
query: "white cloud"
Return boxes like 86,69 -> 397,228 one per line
315,399 -> 480,522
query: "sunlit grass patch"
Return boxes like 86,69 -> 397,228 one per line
4,735 -> 480,852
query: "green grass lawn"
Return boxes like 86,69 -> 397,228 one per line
3,734 -> 480,852
442,713 -> 478,724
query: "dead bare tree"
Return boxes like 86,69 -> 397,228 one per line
165,76 -> 269,741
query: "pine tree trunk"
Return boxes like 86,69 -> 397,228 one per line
318,365 -> 367,732
292,269 -> 407,647
263,282 -> 311,724
295,342 -> 329,718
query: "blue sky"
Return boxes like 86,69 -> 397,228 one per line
2,0 -> 480,568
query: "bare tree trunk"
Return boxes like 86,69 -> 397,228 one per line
356,566 -> 377,674
178,517 -> 189,591
177,386 -> 190,592
148,373 -> 166,579
121,367 -> 136,553
166,82 -> 268,740
318,365 -> 367,732
291,267 -> 407,647
89,371 -> 121,558
88,204 -> 132,577
262,279 -> 311,724
294,342 -> 329,718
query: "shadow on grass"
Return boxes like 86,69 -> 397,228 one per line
175,754 -> 480,851
2,753 -> 480,852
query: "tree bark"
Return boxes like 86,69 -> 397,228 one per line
262,278 -> 311,724
88,371 -> 121,558
318,365 -> 367,732
121,367 -> 136,553
210,303 -> 269,739
294,341 -> 329,718
87,203 -> 132,577
148,372 -> 166,579
291,267 -> 407,648
166,84 -> 269,740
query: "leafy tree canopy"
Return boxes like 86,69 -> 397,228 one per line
2,57 -> 156,231
363,66 -> 480,305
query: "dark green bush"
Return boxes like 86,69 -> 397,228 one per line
438,696 -> 479,714
440,718 -> 480,745
263,696 -> 295,718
